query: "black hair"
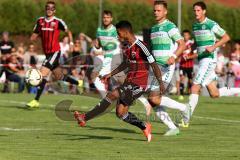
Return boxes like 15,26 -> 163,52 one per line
193,1 -> 207,10
182,29 -> 191,34
115,20 -> 133,32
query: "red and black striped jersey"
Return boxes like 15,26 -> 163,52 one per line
180,40 -> 195,68
33,16 -> 67,54
124,39 -> 155,89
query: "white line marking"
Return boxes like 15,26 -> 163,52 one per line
1,100 -> 240,124
193,115 -> 240,123
0,127 -> 43,131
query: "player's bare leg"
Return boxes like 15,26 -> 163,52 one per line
74,89 -> 119,126
208,81 -> 240,98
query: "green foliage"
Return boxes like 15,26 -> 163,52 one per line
0,0 -> 240,39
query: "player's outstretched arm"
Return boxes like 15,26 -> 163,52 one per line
206,33 -> 230,53
66,29 -> 74,46
150,62 -> 165,95
100,60 -> 128,81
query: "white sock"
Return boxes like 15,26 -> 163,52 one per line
160,96 -> 186,112
138,95 -> 151,116
154,107 -> 177,129
138,95 -> 150,106
189,94 -> 199,115
219,87 -> 240,97
94,77 -> 107,98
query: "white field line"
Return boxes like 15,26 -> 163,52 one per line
1,99 -> 240,124
0,127 -> 43,131
193,115 -> 240,123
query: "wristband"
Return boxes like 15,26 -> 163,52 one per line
172,54 -> 177,59
70,42 -> 74,46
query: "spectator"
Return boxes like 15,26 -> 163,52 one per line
0,31 -> 14,56
4,55 -> 25,93
60,36 -> 70,64
216,49 -> 226,88
72,39 -> 83,58
0,31 -> 15,76
23,44 -> 38,71
71,39 -> 84,66
79,33 -> 92,55
14,45 -> 25,64
231,41 -> 240,61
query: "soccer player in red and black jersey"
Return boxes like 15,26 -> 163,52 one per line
74,21 -> 164,142
179,30 -> 197,94
26,1 -> 82,108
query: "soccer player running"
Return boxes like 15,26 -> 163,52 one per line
26,1 -> 83,108
93,10 -> 152,116
179,30 -> 197,95
179,1 -> 240,127
148,0 -> 190,136
74,20 -> 165,142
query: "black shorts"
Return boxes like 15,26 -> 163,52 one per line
42,51 -> 61,71
118,82 -> 145,106
180,67 -> 193,80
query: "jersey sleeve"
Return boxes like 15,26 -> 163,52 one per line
96,28 -> 101,38
33,19 -> 41,34
168,24 -> 183,42
58,19 -> 68,31
136,40 -> 156,64
211,22 -> 226,37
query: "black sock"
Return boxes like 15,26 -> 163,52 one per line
62,75 -> 79,85
35,79 -> 47,101
121,112 -> 146,130
85,97 -> 112,121
180,83 -> 184,95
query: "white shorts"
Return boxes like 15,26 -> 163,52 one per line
92,55 -> 104,73
147,64 -> 175,91
193,58 -> 217,87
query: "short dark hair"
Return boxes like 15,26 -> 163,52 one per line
116,20 -> 133,32
193,1 -> 207,10
103,10 -> 112,17
154,0 -> 168,9
182,29 -> 191,34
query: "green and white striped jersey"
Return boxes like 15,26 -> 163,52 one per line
151,19 -> 183,66
96,25 -> 119,58
192,17 -> 226,61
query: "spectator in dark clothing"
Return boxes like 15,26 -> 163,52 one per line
4,55 -> 25,93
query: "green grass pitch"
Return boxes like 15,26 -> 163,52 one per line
0,93 -> 239,160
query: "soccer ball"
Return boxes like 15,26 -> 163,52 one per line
25,68 -> 42,86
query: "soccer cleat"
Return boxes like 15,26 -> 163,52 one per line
178,119 -> 189,128
74,111 -> 86,127
164,128 -> 180,136
142,122 -> 152,142
26,99 -> 40,108
78,80 -> 83,87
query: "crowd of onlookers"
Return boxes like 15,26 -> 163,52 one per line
0,31 -> 240,96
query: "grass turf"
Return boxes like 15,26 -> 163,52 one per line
0,93 -> 239,160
